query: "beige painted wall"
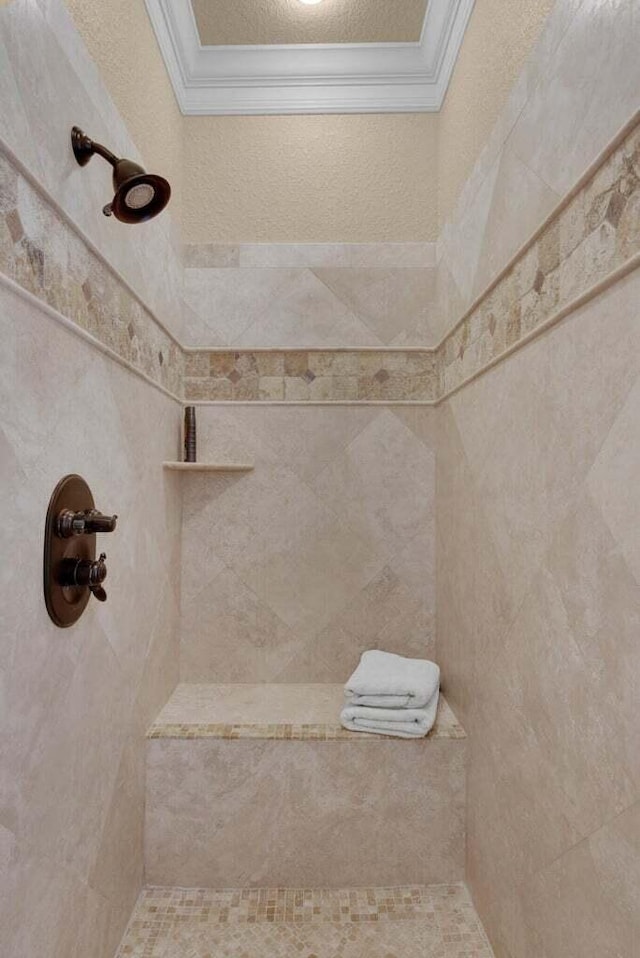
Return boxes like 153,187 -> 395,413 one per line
65,0 -> 553,244
438,0 -> 555,223
65,0 -> 184,228
183,114 -> 439,243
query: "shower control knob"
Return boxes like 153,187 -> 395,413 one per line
57,508 -> 117,537
60,552 -> 108,601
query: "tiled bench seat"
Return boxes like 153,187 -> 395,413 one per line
144,684 -> 466,889
148,682 -> 466,740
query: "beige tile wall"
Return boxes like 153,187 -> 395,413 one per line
179,405 -> 436,682
183,243 -> 438,348
0,3 -> 184,958
435,0 -> 640,343
434,4 -> 640,954
0,282 -> 182,958
0,150 -> 184,399
1,3 -> 639,957
440,119 -> 640,397
145,735 -> 465,888
437,268 -> 640,958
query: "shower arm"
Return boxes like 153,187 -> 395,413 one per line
71,126 -> 118,169
88,140 -> 118,167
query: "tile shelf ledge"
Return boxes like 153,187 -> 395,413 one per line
147,683 -> 466,742
162,461 -> 254,473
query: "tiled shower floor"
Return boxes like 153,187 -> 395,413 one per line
116,883 -> 495,957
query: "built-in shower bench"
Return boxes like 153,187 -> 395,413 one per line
144,684 -> 467,889
148,682 -> 465,741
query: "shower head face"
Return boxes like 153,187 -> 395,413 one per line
72,127 -> 171,224
108,168 -> 171,223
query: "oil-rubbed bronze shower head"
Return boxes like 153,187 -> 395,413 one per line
71,126 -> 171,224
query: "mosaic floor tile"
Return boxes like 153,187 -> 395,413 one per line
115,884 -> 495,958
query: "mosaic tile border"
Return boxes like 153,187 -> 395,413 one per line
147,698 -> 466,742
0,146 -> 184,399
116,883 -> 494,957
146,719 -> 466,741
184,348 -> 438,402
439,113 -> 640,397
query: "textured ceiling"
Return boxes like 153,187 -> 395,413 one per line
192,0 -> 429,46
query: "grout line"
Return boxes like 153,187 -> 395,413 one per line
0,271 -> 184,405
522,794 -> 640,888
184,399 -> 439,407
183,345 -> 438,353
307,267 -> 389,346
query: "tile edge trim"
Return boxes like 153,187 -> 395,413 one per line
0,271 -> 183,405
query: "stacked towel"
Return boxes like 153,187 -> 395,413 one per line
341,650 -> 440,739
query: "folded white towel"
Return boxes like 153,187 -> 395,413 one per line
344,650 -> 440,709
340,689 -> 439,739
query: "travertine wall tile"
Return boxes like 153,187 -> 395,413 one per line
0,283 -> 181,958
438,269 -> 640,957
440,119 -> 640,397
179,406 -> 436,683
435,0 -> 640,341
145,735 -> 465,887
0,151 -> 184,398
182,245 -> 438,349
184,349 -> 438,402
0,6 -> 183,958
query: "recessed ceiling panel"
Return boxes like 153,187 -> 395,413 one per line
146,0 -> 475,114
192,0 -> 429,47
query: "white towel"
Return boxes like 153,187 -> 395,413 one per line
340,689 -> 439,739
344,650 -> 440,709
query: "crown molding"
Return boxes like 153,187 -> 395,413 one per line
145,0 -> 475,115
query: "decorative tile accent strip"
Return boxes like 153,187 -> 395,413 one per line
116,883 -> 495,957
3,118 -> 638,407
147,700 -> 465,741
184,349 -> 438,402
440,118 -> 640,395
146,720 -> 465,741
146,722 -> 372,740
0,149 -> 184,397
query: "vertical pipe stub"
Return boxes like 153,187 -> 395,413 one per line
184,406 -> 197,462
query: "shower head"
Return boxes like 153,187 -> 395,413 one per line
71,126 -> 171,224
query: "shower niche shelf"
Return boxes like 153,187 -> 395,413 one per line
163,461 -> 254,473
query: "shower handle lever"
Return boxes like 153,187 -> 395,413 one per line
57,508 -> 118,537
60,552 -> 108,602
